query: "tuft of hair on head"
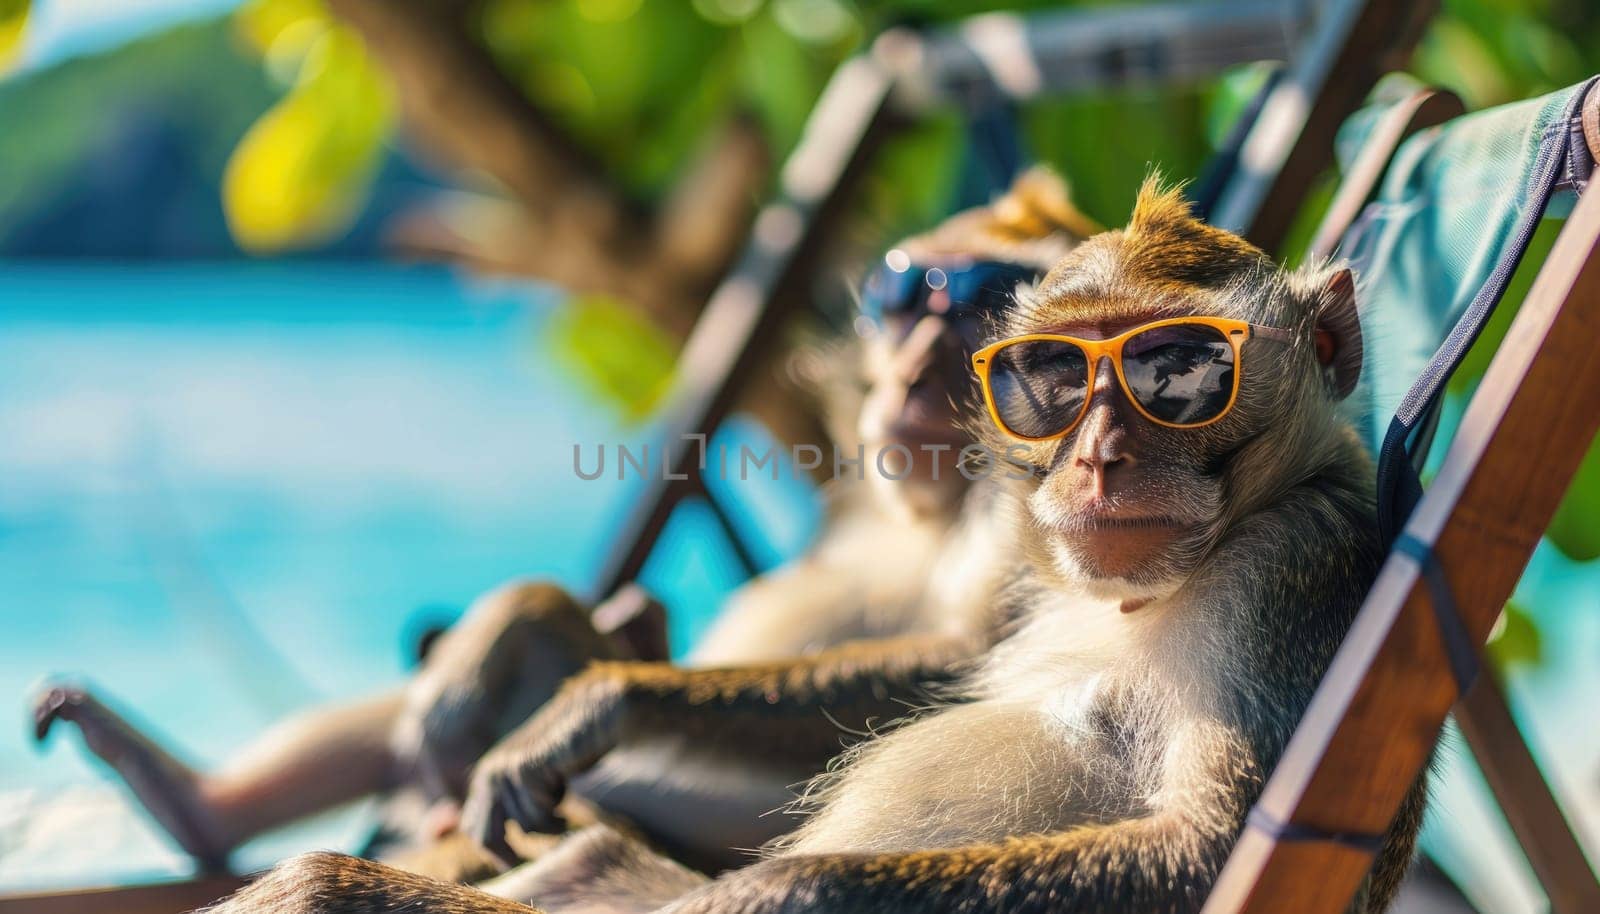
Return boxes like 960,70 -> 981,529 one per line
1121,174 -> 1270,289
989,167 -> 1104,243
905,166 -> 1100,268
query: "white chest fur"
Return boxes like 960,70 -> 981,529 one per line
779,592 -> 1190,856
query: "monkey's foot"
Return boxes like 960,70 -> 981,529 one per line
30,680 -> 233,869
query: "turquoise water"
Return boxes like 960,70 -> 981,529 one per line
0,261 -> 820,889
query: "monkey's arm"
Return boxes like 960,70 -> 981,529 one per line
461,632 -> 981,855
666,819 -> 1225,914
669,773 -> 1426,914
667,718 -> 1261,914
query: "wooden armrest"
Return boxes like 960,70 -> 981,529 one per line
0,876 -> 248,914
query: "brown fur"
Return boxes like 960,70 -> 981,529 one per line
904,167 -> 1099,265
206,853 -> 538,914
389,167 -> 1093,880
1028,179 -> 1271,328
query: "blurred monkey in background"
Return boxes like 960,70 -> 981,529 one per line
30,169 -> 1096,877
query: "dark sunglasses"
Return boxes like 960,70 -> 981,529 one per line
860,252 -> 1040,343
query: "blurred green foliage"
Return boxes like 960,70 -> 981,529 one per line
0,18 -> 277,242
466,0 -> 1216,232
0,0 -> 26,74
1414,0 -> 1599,110
1486,601 -> 1543,670
546,293 -> 680,423
1548,436 -> 1600,562
211,0 -> 1600,555
214,0 -> 1600,258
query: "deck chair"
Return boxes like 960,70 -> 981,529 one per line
597,0 -> 1430,597
1202,77 -> 1600,914
0,3 -> 1428,912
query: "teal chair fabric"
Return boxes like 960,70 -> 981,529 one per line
1333,77 -> 1596,539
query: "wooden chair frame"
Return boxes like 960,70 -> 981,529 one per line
1202,85 -> 1600,914
1311,84 -> 1600,914
596,0 -> 1429,598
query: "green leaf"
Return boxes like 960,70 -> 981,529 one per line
1486,601 -> 1542,670
740,10 -> 831,153
1414,14 -> 1516,107
1204,62 -> 1276,150
1547,433 -> 1600,562
544,295 -> 678,424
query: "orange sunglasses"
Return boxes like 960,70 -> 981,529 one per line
971,316 -> 1294,441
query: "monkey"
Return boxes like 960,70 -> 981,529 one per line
29,169 -> 1096,878
566,169 -> 1097,870
199,178 -> 1425,914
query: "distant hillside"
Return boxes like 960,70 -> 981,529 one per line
0,18 -> 436,258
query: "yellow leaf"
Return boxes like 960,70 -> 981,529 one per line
223,27 -> 394,253
235,0 -> 328,58
545,295 -> 678,423
0,0 -> 30,75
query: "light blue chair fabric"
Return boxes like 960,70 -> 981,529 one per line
1333,78 -> 1597,540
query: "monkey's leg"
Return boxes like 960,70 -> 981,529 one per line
204,852 -> 543,914
480,823 -> 708,914
32,684 -> 404,869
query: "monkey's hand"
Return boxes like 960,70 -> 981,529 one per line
460,667 -> 625,861
394,581 -> 621,800
463,634 -> 984,863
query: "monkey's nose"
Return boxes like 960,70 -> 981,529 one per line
1072,423 -> 1138,498
889,314 -> 948,384
1075,452 -> 1134,500
1077,431 -> 1137,468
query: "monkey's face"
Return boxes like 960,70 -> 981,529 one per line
992,308 -> 1247,601
847,168 -> 1101,517
982,183 -> 1362,604
857,304 -> 985,487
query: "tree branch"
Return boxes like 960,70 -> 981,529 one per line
325,0 -> 768,335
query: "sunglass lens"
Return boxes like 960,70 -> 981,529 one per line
948,266 -> 1034,349
986,339 -> 1090,438
862,266 -> 923,321
947,266 -> 1031,315
1121,323 -> 1236,425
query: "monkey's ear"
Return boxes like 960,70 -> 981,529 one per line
1314,268 -> 1363,400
